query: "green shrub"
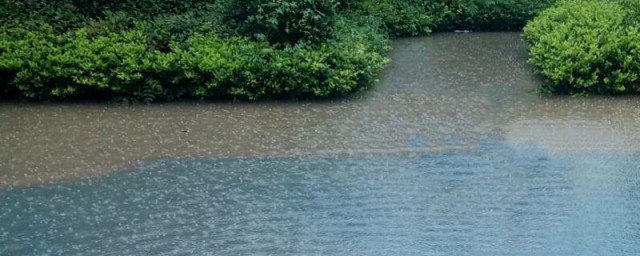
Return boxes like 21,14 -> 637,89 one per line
135,8 -> 232,52
0,25 -> 65,99
0,43 -> 12,100
0,13 -> 390,101
70,0 -> 214,18
426,0 -> 556,31
176,22 -> 389,100
335,15 -> 390,61
0,29 -> 12,95
0,0 -> 88,32
221,0 -> 338,46
357,0 -> 434,37
618,0 -> 640,26
0,0 -> 217,33
1,0 -> 568,102
524,0 -> 640,95
0,25 -> 184,102
339,0 -> 554,35
79,7 -> 232,52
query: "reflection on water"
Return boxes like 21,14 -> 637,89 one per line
1,142 -> 639,255
1,32 -> 640,254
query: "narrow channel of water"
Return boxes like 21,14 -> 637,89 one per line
1,33 -> 639,255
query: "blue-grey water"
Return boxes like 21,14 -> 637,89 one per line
2,33 -> 640,255
2,143 -> 640,255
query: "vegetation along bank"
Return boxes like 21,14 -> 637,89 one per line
3,0 -> 636,102
524,0 -> 640,95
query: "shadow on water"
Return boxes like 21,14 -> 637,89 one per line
1,33 -> 640,255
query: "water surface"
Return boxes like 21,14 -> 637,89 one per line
1,33 -> 639,255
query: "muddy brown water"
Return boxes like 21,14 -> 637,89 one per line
1,33 -> 640,255
2,33 -> 639,188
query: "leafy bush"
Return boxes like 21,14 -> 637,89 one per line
80,7 -> 232,52
0,25 -> 184,102
524,0 -> 640,95
177,19 -> 389,100
1,0 -> 571,102
618,0 -> 640,26
70,0 -> 214,18
0,0 -> 88,32
356,0 -> 434,37
0,15 -> 390,101
135,9 -> 229,52
0,25 -> 65,99
426,0 -> 556,31
0,29 -> 13,97
338,0 -> 553,36
221,0 -> 338,46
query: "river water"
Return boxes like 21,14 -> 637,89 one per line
1,33 -> 639,255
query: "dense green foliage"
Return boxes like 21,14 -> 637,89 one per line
355,0 -> 434,37
0,0 -> 391,102
0,0 -> 561,101
177,19 -> 389,100
343,0 -> 555,36
426,0 -> 556,32
222,0 -> 339,45
0,0 -> 389,101
524,0 -> 640,95
0,25 -> 176,101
